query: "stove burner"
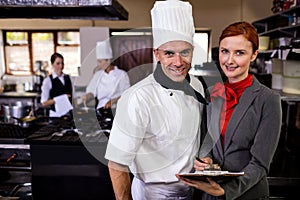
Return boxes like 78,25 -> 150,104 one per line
26,109 -> 113,144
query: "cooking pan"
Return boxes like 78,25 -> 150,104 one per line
11,110 -> 37,128
11,116 -> 36,128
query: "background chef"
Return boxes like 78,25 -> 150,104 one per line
81,40 -> 130,110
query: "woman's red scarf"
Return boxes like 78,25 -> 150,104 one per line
210,74 -> 253,147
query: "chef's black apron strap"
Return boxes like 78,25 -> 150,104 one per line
153,62 -> 207,105
196,75 -> 208,147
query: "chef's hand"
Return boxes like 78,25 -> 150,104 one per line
104,97 -> 121,109
104,100 -> 112,109
176,175 -> 225,197
81,94 -> 87,106
194,157 -> 212,171
81,93 -> 94,107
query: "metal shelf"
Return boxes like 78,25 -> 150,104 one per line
253,6 -> 300,26
253,6 -> 300,39
258,24 -> 300,38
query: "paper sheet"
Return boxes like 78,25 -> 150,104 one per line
50,94 -> 73,117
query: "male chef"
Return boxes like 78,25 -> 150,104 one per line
105,0 -> 206,199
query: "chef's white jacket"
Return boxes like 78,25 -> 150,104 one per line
85,66 -> 130,109
105,74 -> 204,183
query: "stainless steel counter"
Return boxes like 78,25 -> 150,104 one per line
274,90 -> 300,102
0,92 -> 40,109
0,92 -> 39,98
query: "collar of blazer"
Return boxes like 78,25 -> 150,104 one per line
210,76 -> 262,154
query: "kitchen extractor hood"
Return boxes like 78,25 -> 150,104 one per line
0,0 -> 128,20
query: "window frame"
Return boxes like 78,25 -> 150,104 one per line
3,29 -> 80,76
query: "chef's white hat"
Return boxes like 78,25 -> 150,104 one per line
151,0 -> 195,48
96,40 -> 113,59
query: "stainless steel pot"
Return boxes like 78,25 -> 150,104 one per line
23,82 -> 34,92
3,104 -> 26,124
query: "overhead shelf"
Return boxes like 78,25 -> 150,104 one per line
253,5 -> 300,25
253,6 -> 300,39
258,24 -> 300,38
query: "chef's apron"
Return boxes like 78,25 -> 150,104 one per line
131,177 -> 193,200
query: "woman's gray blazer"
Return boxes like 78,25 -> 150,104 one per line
200,77 -> 282,200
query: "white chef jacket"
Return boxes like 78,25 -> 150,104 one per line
105,74 -> 204,183
85,66 -> 130,109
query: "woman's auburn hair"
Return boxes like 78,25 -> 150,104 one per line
219,21 -> 259,53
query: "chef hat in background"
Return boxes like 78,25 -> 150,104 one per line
96,40 -> 113,60
151,0 -> 195,48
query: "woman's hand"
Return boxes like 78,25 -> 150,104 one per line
176,175 -> 225,197
41,99 -> 55,107
194,157 -> 213,171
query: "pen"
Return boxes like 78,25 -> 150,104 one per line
195,156 -> 207,164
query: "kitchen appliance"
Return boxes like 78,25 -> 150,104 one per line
0,143 -> 31,171
3,104 -> 24,124
272,58 -> 283,90
26,111 -> 114,200
282,60 -> 300,94
283,60 -> 300,77
0,121 -> 41,200
291,37 -> 300,48
282,77 -> 300,94
32,60 -> 46,93
23,82 -> 34,92
3,103 -> 32,125
3,83 -> 17,92
258,36 -> 270,50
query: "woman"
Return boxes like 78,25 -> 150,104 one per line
177,21 -> 282,199
41,52 -> 73,117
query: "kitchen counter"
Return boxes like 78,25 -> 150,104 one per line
24,113 -> 115,200
273,90 -> 300,102
0,91 -> 40,98
9,108 -> 114,200
28,141 -> 114,200
0,91 -> 41,109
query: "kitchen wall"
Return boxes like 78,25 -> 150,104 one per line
0,0 -> 273,47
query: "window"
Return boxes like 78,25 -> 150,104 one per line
3,30 -> 80,76
56,32 -> 80,76
193,29 -> 211,66
5,32 -> 30,75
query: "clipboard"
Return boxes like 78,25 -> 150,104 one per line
177,171 -> 244,182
